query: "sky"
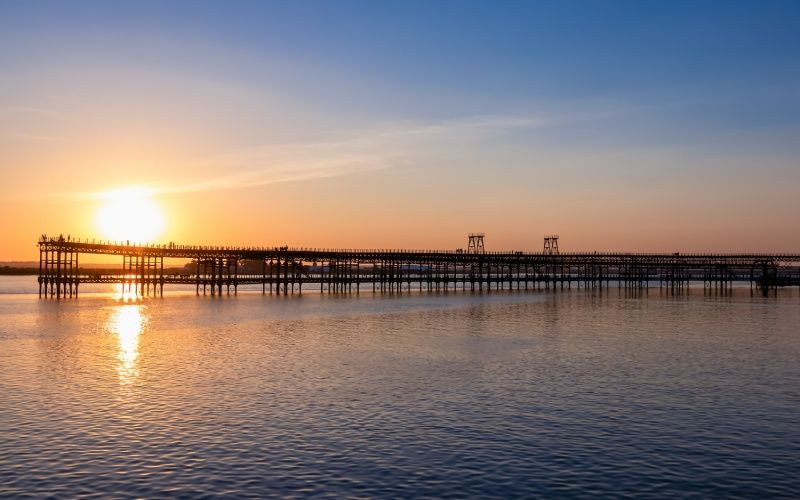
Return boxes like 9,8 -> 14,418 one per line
1,0 -> 799,259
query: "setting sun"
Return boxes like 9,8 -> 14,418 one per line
95,187 -> 165,243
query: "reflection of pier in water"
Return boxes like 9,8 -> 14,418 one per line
37,235 -> 800,298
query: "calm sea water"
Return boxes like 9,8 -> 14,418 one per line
1,276 -> 799,498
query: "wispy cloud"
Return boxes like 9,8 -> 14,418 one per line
3,132 -> 63,142
0,106 -> 66,120
67,114 -> 546,200
1,106 -> 67,142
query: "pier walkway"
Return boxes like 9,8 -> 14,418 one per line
37,235 -> 800,297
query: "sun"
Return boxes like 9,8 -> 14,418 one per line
95,187 -> 166,243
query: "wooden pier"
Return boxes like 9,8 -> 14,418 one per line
37,235 -> 800,298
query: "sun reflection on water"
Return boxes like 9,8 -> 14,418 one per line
107,304 -> 147,385
113,282 -> 142,301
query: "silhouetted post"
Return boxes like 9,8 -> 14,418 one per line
218,257 -> 224,296
140,254 -> 145,297
74,252 -> 79,297
210,259 -> 216,296
38,246 -> 43,297
56,248 -> 61,299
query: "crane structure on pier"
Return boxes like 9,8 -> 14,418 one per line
467,233 -> 485,254
543,235 -> 560,255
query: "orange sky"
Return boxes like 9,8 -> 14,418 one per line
2,163 -> 798,262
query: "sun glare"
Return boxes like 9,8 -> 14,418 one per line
106,304 -> 146,386
96,187 -> 166,243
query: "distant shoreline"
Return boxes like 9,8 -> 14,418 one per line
0,267 -> 187,276
0,267 -> 38,276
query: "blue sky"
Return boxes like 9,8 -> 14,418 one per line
5,1 -> 800,134
1,1 -> 799,255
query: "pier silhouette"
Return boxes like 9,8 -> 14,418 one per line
37,234 -> 800,298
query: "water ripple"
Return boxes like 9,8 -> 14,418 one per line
1,279 -> 799,497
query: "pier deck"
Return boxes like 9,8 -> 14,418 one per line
37,236 -> 800,297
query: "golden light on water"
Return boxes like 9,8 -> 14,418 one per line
95,187 -> 165,243
113,281 -> 142,301
107,304 -> 147,385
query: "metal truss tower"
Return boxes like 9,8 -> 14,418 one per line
467,233 -> 485,253
543,235 -> 559,254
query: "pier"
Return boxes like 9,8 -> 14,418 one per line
37,235 -> 800,298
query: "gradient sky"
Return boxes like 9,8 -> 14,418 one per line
1,0 -> 799,259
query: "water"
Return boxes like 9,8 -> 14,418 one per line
1,276 -> 799,497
